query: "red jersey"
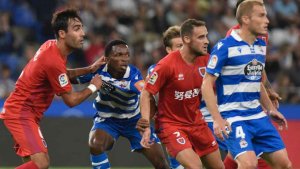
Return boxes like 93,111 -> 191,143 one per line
226,24 -> 269,44
0,40 -> 72,120
145,50 -> 209,127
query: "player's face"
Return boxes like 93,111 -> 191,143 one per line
189,26 -> 209,56
170,37 -> 183,51
166,37 -> 183,53
248,4 -> 269,36
65,18 -> 85,49
108,44 -> 130,76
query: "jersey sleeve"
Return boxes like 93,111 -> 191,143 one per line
76,73 -> 94,84
131,69 -> 144,93
144,61 -> 170,95
206,40 -> 228,77
45,61 -> 72,95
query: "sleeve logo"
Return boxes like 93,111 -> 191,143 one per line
207,55 -> 218,69
148,72 -> 158,85
58,73 -> 69,87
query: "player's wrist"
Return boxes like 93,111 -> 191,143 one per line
87,84 -> 97,93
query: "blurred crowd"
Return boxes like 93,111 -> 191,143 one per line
0,0 -> 300,103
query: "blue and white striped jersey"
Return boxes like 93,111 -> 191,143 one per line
206,30 -> 267,122
77,64 -> 144,119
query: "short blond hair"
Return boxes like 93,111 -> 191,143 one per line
236,0 -> 264,25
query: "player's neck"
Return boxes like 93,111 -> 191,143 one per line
56,40 -> 72,60
180,47 -> 196,64
238,28 -> 257,45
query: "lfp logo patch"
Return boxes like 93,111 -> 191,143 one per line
58,73 -> 69,87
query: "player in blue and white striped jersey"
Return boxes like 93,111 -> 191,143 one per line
75,40 -> 169,169
202,1 -> 292,169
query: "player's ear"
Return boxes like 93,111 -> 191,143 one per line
58,30 -> 66,39
166,47 -> 172,54
183,35 -> 190,44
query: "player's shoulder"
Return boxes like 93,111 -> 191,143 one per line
128,64 -> 142,76
158,50 -> 180,65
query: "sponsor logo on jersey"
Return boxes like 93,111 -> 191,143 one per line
207,55 -> 218,69
148,72 -> 158,85
178,73 -> 184,80
198,67 -> 206,77
244,59 -> 263,80
58,73 -> 69,87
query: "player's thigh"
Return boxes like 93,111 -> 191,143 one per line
3,119 -> 47,157
138,142 -> 169,168
157,126 -> 192,158
236,151 -> 258,168
176,148 -> 202,169
190,124 -> 219,157
89,117 -> 118,151
201,148 -> 224,169
261,149 -> 292,168
225,121 -> 254,159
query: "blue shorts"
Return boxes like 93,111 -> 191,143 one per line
91,114 -> 159,151
207,122 -> 228,151
225,116 -> 285,159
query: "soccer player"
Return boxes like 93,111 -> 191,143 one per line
139,19 -> 224,169
227,0 -> 282,109
73,39 -> 169,169
202,1 -> 292,169
0,9 -> 103,169
144,25 -> 184,169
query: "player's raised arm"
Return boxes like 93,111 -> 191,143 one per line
61,74 -> 102,107
67,55 -> 106,82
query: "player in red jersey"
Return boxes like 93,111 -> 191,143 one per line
0,9 -> 103,169
139,19 -> 224,169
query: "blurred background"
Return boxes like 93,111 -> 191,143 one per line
0,0 -> 300,168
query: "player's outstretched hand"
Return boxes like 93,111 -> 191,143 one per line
213,117 -> 231,141
136,118 -> 150,133
269,110 -> 288,130
268,90 -> 282,109
90,55 -> 106,73
140,127 -> 153,148
90,74 -> 102,90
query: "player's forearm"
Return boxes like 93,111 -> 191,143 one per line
262,71 -> 273,93
67,66 -> 93,80
61,88 -> 94,107
260,83 -> 275,112
140,89 -> 152,122
202,77 -> 222,121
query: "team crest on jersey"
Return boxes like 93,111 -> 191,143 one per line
207,55 -> 218,69
58,73 -> 68,87
176,137 -> 186,145
198,67 -> 206,77
239,138 -> 248,148
148,72 -> 158,85
244,59 -> 263,80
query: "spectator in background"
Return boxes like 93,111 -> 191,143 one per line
0,64 -> 15,99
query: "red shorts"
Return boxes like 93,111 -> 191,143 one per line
157,123 -> 218,158
3,118 -> 48,157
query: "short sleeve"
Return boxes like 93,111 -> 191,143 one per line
131,69 -> 144,93
77,73 -> 94,84
45,61 -> 72,95
145,61 -> 170,95
206,41 -> 228,77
